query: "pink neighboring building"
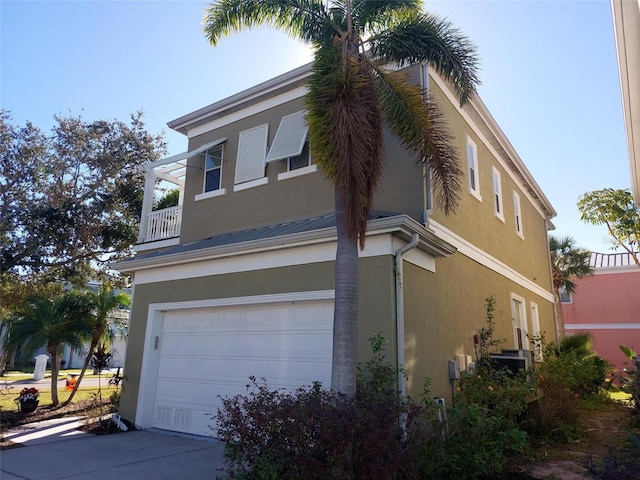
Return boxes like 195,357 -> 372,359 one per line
562,252 -> 640,372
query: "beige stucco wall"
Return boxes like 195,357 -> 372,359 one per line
180,98 -> 334,244
427,79 -> 553,294
119,256 -> 396,422
403,254 -> 555,401
179,97 -> 427,245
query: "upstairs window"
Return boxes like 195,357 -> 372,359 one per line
513,191 -> 524,238
266,110 -> 308,164
511,293 -> 528,350
267,110 -> 317,180
467,136 -> 481,201
559,287 -> 572,304
492,166 -> 504,221
204,145 -> 223,192
288,142 -> 310,171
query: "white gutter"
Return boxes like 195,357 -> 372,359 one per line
395,232 -> 420,430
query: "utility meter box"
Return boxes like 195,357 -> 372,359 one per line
33,354 -> 49,381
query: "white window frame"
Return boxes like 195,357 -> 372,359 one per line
278,164 -> 318,181
558,286 -> 572,304
195,145 -> 227,201
467,136 -> 481,201
202,144 -> 223,193
277,141 -> 318,181
492,166 -> 504,222
513,191 -> 524,238
529,302 -> 542,361
510,293 -> 528,350
234,124 -> 269,188
286,142 -> 311,171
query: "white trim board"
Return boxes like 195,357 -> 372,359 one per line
429,219 -> 554,302
566,323 -> 640,330
132,233 -> 436,285
592,267 -> 640,275
134,237 -> 180,253
188,86 -> 308,139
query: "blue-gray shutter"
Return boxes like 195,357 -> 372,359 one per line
265,111 -> 308,163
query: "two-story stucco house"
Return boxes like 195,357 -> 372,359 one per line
114,62 -> 557,436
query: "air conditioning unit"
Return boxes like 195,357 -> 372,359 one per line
488,349 -> 532,375
501,349 -> 534,365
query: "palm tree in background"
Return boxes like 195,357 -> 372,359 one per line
203,0 -> 479,395
5,292 -> 94,406
549,235 -> 593,340
63,285 -> 130,406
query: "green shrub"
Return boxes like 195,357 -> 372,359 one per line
524,375 -> 581,442
215,335 -> 411,480
109,390 -> 121,409
540,331 -> 612,398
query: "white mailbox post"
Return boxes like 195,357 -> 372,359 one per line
33,354 -> 49,381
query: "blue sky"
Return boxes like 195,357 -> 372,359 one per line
1,0 -> 631,253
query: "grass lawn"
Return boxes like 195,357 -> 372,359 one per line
1,369 -> 115,382
0,386 -> 118,412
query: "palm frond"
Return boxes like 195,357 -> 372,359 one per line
203,0 -> 328,46
352,0 -> 421,33
306,45 -> 384,247
367,13 -> 480,104
372,65 -> 461,214
549,234 -> 593,292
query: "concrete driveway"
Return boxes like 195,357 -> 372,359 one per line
1,423 -> 226,480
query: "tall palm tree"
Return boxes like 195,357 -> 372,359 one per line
549,235 -> 593,340
203,0 -> 479,395
5,292 -> 94,405
63,285 -> 130,406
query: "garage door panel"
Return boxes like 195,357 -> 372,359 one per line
194,334 -> 221,353
266,306 -> 292,325
194,383 -> 219,402
290,362 -> 331,386
152,299 -> 333,435
222,309 -> 245,326
244,333 -> 267,351
291,332 -> 331,353
219,334 -> 243,352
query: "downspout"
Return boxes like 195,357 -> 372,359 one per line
546,221 -> 561,348
395,232 -> 420,430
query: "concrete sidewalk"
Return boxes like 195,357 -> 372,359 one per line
1,427 -> 226,479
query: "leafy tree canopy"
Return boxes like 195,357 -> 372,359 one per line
0,110 -> 166,287
577,188 -> 640,267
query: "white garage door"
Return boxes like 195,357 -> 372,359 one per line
151,299 -> 333,436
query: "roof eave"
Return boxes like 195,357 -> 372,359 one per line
112,214 -> 456,274
167,62 -> 314,136
611,0 -> 640,207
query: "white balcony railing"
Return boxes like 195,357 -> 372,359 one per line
145,206 -> 182,242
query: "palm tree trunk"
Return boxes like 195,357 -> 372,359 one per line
554,286 -> 566,341
62,336 -> 99,406
331,191 -> 359,396
48,346 -> 60,406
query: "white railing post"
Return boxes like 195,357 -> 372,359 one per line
138,170 -> 156,243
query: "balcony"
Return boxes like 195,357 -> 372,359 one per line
144,205 -> 183,242
136,152 -> 188,252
